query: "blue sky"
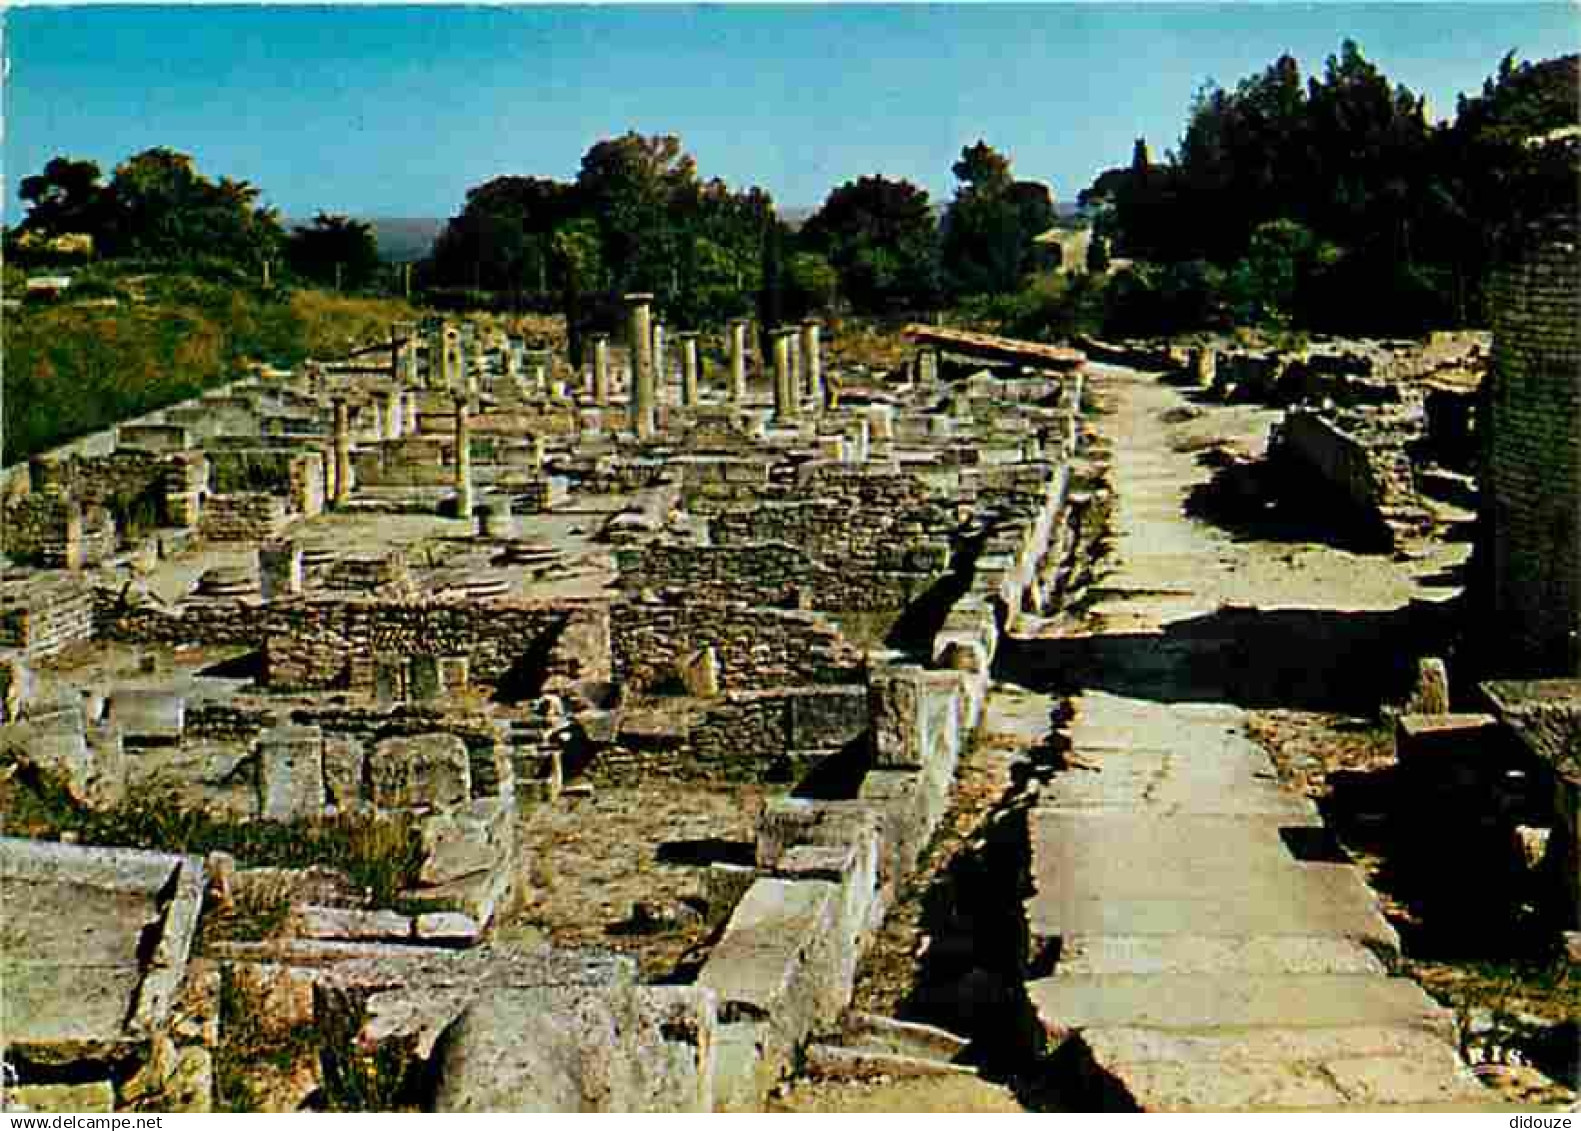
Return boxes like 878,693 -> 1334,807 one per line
5,4 -> 1577,221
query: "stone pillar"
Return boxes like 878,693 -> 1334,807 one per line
627,293 -> 656,439
63,505 -> 84,573
592,334 -> 611,406
679,332 -> 700,409
384,389 -> 403,441
506,342 -> 523,381
259,541 -> 303,601
787,333 -> 802,404
652,323 -> 667,398
772,329 -> 796,421
869,404 -> 895,443
455,339 -> 469,397
397,322 -> 420,385
801,319 -> 823,405
332,399 -> 352,506
402,391 -> 418,436
453,395 -> 474,518
728,318 -> 749,402
429,329 -> 447,389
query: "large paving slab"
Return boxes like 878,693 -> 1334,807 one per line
1026,811 -> 1399,954
1011,363 -> 1506,1111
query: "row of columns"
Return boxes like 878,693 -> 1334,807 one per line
615,293 -> 822,421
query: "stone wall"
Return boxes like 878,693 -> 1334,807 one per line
1484,216 -> 1581,676
596,686 -> 868,784
262,597 -> 609,693
199,492 -> 290,543
0,497 -> 116,568
610,598 -> 864,696
0,575 -> 96,659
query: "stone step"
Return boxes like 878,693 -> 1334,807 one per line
1029,974 -> 1456,1052
1057,934 -> 1389,977
1086,1053 -> 1490,1112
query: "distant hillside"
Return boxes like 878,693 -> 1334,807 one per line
285,217 -> 443,263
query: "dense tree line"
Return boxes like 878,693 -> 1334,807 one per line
10,147 -> 382,291
430,132 -> 1060,344
1083,44 -> 1579,335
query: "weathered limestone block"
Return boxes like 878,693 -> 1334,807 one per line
293,905 -> 413,942
6,1082 -> 116,1112
322,735 -> 365,807
0,838 -> 206,1057
370,734 -> 472,811
699,877 -> 841,1110
109,688 -> 185,744
257,725 -> 326,821
418,799 -> 512,886
868,662 -> 927,768
432,982 -> 716,1112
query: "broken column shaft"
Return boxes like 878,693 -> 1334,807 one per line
772,329 -> 797,421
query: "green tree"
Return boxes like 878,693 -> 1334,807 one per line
17,157 -> 110,243
801,174 -> 940,312
103,147 -> 282,268
285,213 -> 381,291
942,140 -> 1055,296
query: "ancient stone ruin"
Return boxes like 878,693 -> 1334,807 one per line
0,304 -> 1088,1111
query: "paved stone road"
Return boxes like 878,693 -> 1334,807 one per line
1005,364 -> 1505,1111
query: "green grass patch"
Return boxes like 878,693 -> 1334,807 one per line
1,762 -> 424,905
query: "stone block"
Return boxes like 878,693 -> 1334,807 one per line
418,801 -> 510,886
257,725 -> 326,821
868,663 -> 926,769
293,905 -> 412,942
322,735 -> 364,807
416,912 -> 483,945
432,983 -> 716,1112
370,734 -> 472,811
1393,713 -> 1503,788
109,688 -> 185,744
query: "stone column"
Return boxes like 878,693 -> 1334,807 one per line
627,293 -> 656,439
63,505 -> 84,572
402,391 -> 418,435
679,332 -> 700,409
652,323 -> 667,399
728,318 -> 749,402
787,334 -> 802,403
332,398 -> 352,506
772,329 -> 796,421
455,338 -> 469,396
453,394 -> 474,518
800,319 -> 823,405
389,324 -> 404,386
384,389 -> 403,441
429,329 -> 447,389
918,348 -> 938,385
592,334 -> 611,406
397,322 -> 419,385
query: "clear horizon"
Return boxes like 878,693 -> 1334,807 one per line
5,3 -> 1577,224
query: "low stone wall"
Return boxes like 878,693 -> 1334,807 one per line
696,436 -> 1072,1109
597,686 -> 868,784
611,598 -> 864,696
0,575 -> 97,659
0,496 -> 117,568
263,597 -> 609,693
1271,409 -> 1423,546
199,492 -> 290,543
